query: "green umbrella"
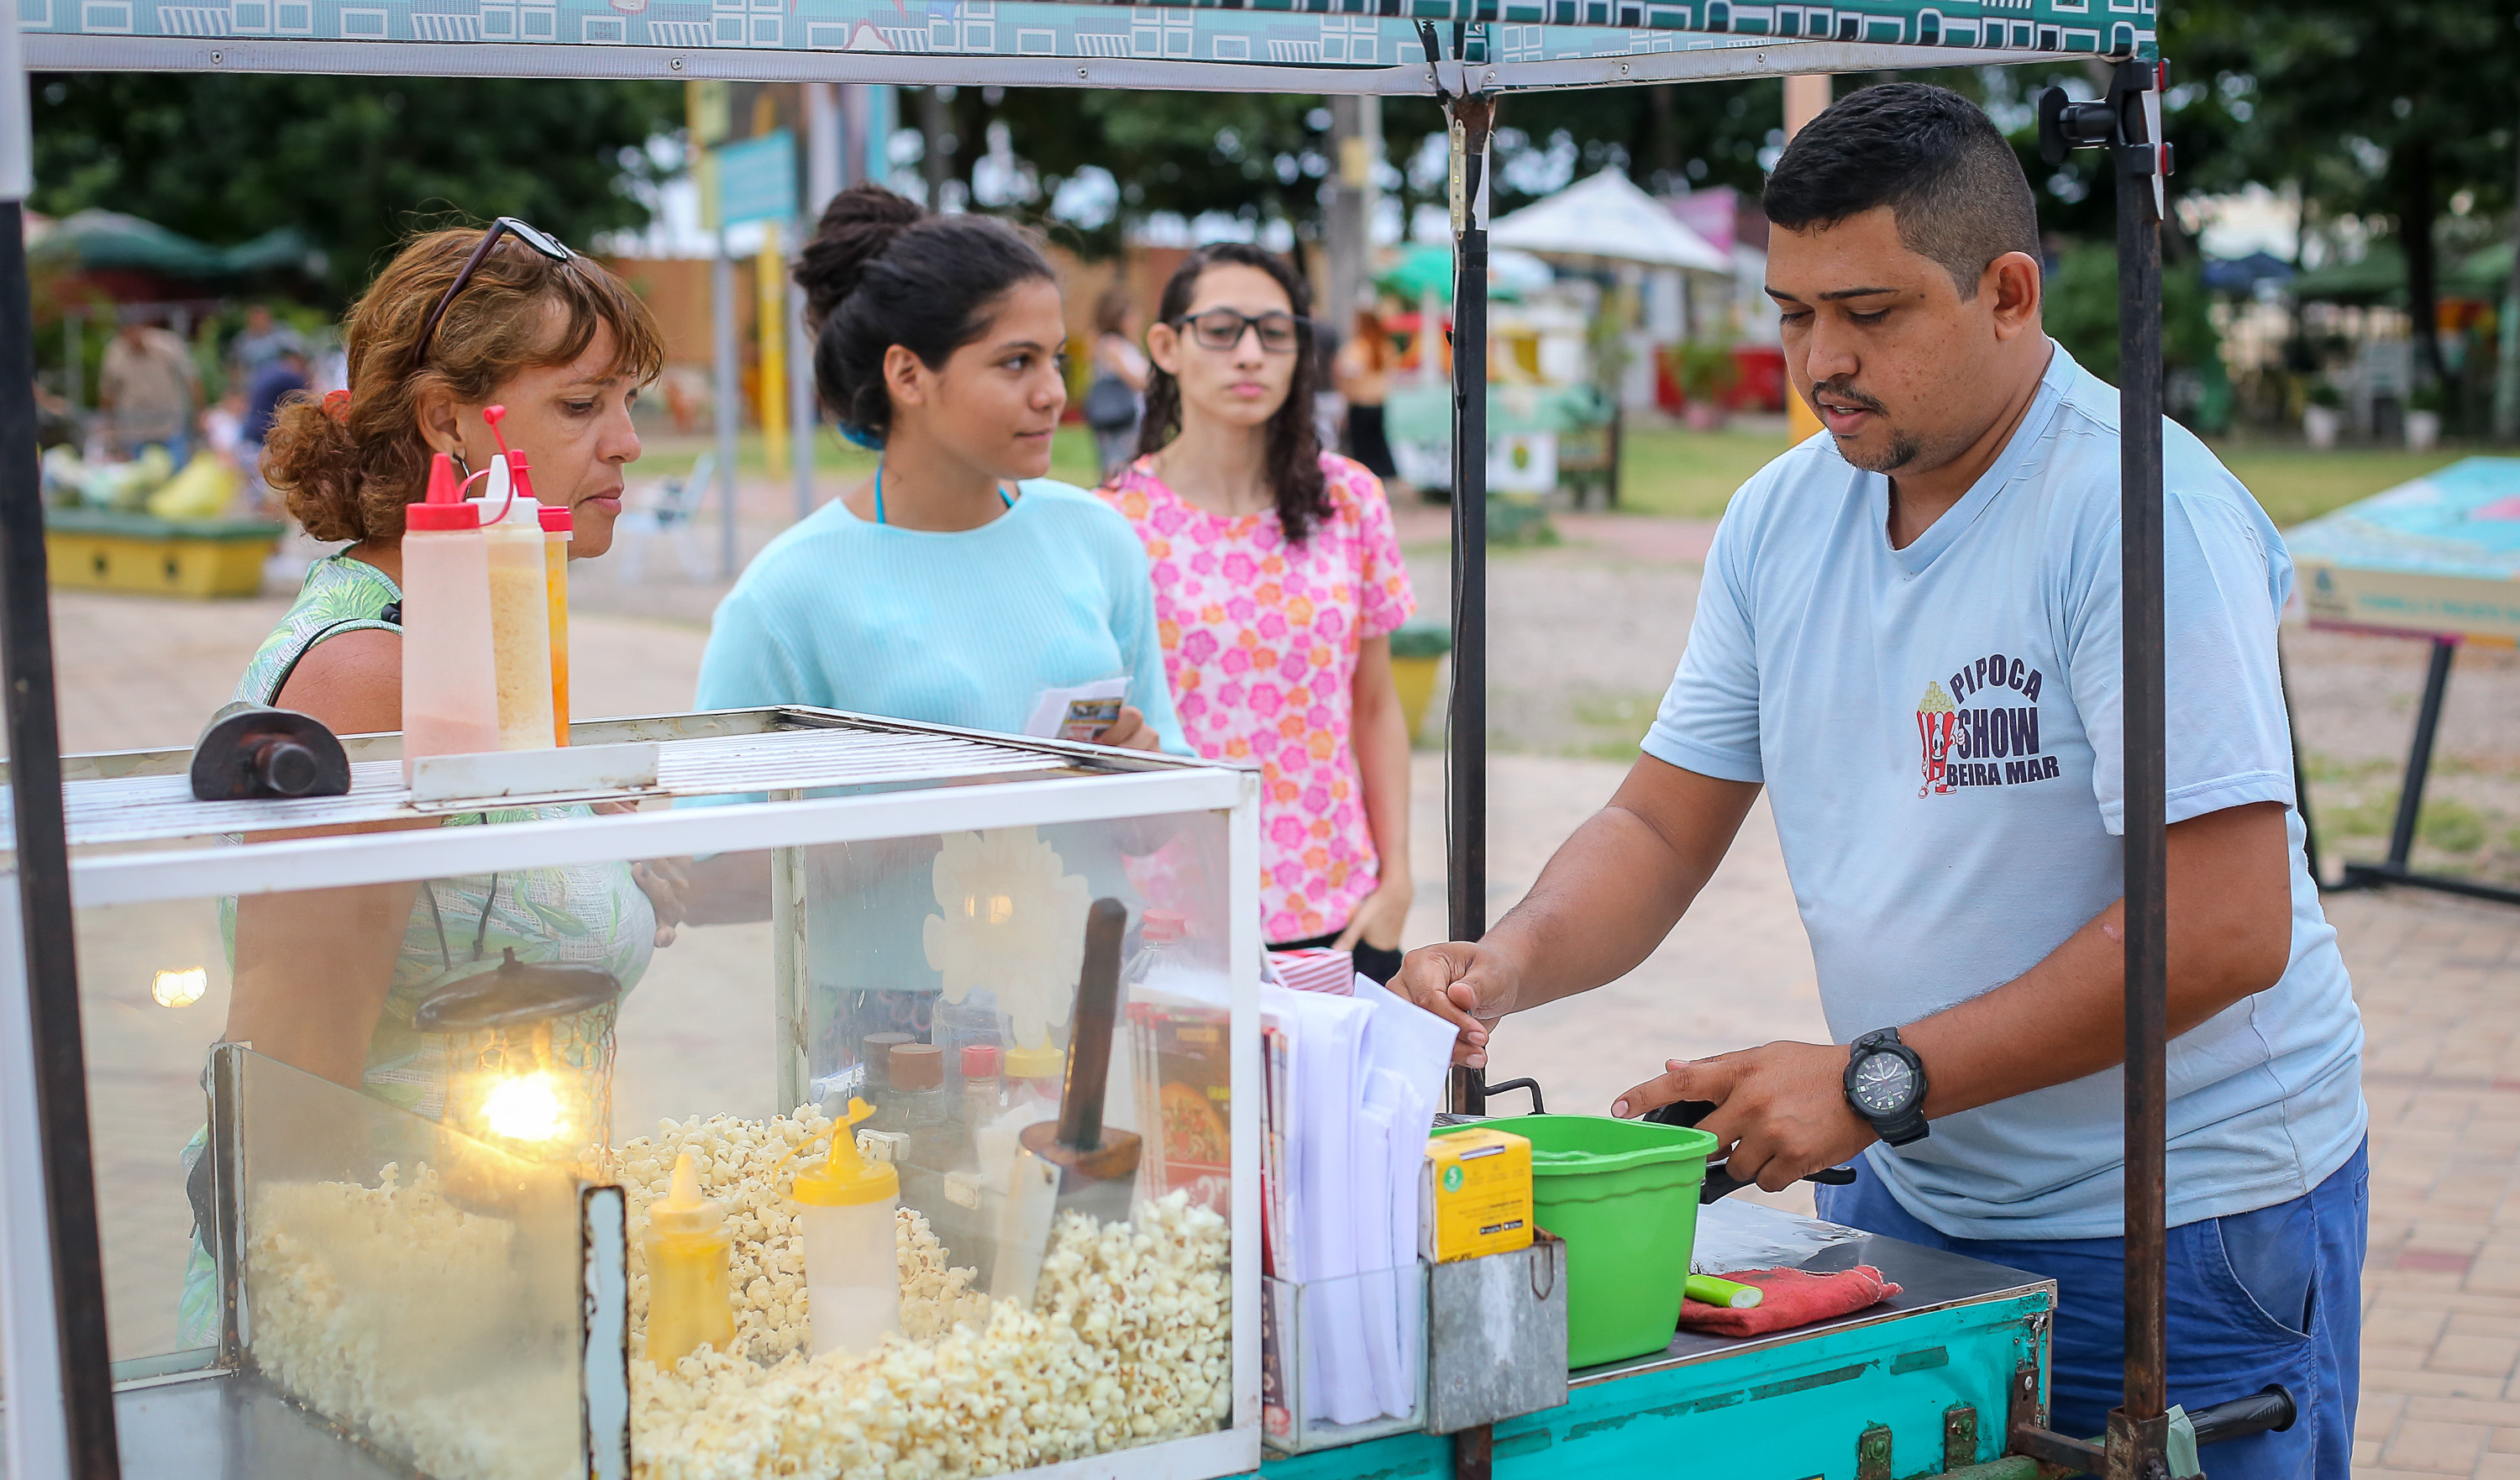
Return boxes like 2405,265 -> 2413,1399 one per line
1374,243 -> 1457,304
30,209 -> 316,280
1372,241 -> 1531,305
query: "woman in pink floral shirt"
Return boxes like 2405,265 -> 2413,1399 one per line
1100,244 -> 1418,981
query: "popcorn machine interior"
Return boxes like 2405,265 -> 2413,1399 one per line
45,710 -> 1259,1480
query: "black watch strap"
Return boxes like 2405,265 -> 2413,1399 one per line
1847,1027 -> 1931,1148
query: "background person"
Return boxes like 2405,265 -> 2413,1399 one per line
228,302 -> 307,381
696,183 -> 1182,755
188,218 -> 678,1343
99,311 -> 202,464
1395,84 -> 2365,1479
1331,306 -> 1399,484
1084,283 -> 1150,485
1101,244 -> 1415,982
682,183 -> 1188,1095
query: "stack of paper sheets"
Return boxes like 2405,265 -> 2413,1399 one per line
1260,975 -> 1459,1429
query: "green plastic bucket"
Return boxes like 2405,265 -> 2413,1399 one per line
1437,1114 -> 1716,1367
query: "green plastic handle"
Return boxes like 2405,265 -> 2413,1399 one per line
1684,1273 -> 1761,1309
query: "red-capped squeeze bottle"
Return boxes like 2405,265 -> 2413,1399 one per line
400,453 -> 504,779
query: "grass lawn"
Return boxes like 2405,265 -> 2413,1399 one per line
635,427 -> 1105,495
1611,423 -> 1788,521
652,419 -> 2473,535
2207,443 -> 2465,529
1609,420 -> 2474,531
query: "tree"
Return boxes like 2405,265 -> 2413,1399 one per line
943,74 -> 1779,256
31,74 -> 682,304
2153,0 -> 2520,388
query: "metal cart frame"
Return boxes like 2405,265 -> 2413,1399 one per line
0,4 -> 2186,1475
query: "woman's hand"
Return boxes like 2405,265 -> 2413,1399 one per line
1333,875 -> 1414,952
631,858 -> 691,947
1099,705 -> 1162,752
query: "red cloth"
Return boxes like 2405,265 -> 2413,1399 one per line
1673,1265 -> 1903,1337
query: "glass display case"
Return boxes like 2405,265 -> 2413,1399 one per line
5,708 -> 1260,1480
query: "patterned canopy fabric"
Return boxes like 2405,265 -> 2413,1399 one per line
19,0 -> 2150,85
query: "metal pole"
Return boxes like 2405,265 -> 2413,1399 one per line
1326,97 -> 1370,352
796,81 -> 840,523
1445,88 -> 1494,1117
60,307 -> 78,413
2108,56 -> 2171,1480
788,262 -> 814,522
841,85 -> 874,192
2495,131 -> 2520,443
2278,639 -> 2323,887
805,81 -> 843,211
920,86 -> 951,207
0,0 -> 118,1467
2383,637 -> 2456,870
713,228 -> 740,581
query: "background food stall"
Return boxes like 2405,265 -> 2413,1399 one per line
2288,456 -> 2520,908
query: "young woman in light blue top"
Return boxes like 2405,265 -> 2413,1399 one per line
695,184 -> 1184,753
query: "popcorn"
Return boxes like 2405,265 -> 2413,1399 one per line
622,1110 -> 1231,1480
243,1108 -> 1232,1480
244,1165 -> 579,1480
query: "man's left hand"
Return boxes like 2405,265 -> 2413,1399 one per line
1611,1042 -> 1876,1193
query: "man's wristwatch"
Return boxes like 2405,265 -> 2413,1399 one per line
1844,1027 -> 1931,1147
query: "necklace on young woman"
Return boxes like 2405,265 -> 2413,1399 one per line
872,460 -> 1016,527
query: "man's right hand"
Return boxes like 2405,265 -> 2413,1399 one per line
1393,942 -> 1520,1068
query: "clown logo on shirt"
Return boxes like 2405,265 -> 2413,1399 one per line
1919,654 -> 2061,795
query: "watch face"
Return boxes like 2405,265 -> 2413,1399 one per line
1852,1052 -> 1917,1117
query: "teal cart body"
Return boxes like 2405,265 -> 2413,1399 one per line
1261,1237 -> 2054,1480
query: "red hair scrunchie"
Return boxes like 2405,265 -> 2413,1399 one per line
322,389 -> 350,418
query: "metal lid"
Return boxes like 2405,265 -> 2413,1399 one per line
412,947 -> 621,1031
889,1042 -> 944,1092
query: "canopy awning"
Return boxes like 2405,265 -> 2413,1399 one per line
1488,171 -> 1732,274
27,210 -> 316,281
18,0 -> 2155,90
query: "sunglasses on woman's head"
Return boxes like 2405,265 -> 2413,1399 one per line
1175,308 -> 1309,354
412,217 -> 575,369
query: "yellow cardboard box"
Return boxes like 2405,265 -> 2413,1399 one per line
1421,1127 -> 1534,1263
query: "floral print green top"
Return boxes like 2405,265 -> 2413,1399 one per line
227,552 -> 658,1119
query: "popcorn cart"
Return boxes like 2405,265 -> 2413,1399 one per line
4,711 -> 1260,1480
0,3 -> 2254,1479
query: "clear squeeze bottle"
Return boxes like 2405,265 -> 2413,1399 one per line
789,1097 -> 902,1357
959,1043 -> 1002,1127
643,1151 -> 737,1366
528,469 -> 571,747
468,454 -> 556,751
399,453 -> 503,780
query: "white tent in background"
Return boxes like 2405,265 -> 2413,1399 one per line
1488,170 -> 1732,273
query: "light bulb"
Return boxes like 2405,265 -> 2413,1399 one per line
481,1071 -> 568,1142
152,968 -> 207,1009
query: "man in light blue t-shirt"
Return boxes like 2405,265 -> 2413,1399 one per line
1397,84 -> 2365,1476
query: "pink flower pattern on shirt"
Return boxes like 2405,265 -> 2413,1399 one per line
1102,453 -> 1415,941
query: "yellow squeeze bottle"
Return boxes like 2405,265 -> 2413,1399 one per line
643,1151 -> 737,1366
520,456 -> 571,747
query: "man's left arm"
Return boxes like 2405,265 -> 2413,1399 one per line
1614,798 -> 2292,1189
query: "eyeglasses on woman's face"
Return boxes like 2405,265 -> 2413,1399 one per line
1174,307 -> 1309,355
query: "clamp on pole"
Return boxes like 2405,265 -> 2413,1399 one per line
1416,18 -> 1472,103
2036,58 -> 2172,222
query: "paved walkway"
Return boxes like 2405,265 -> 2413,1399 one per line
22,505 -> 2520,1475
